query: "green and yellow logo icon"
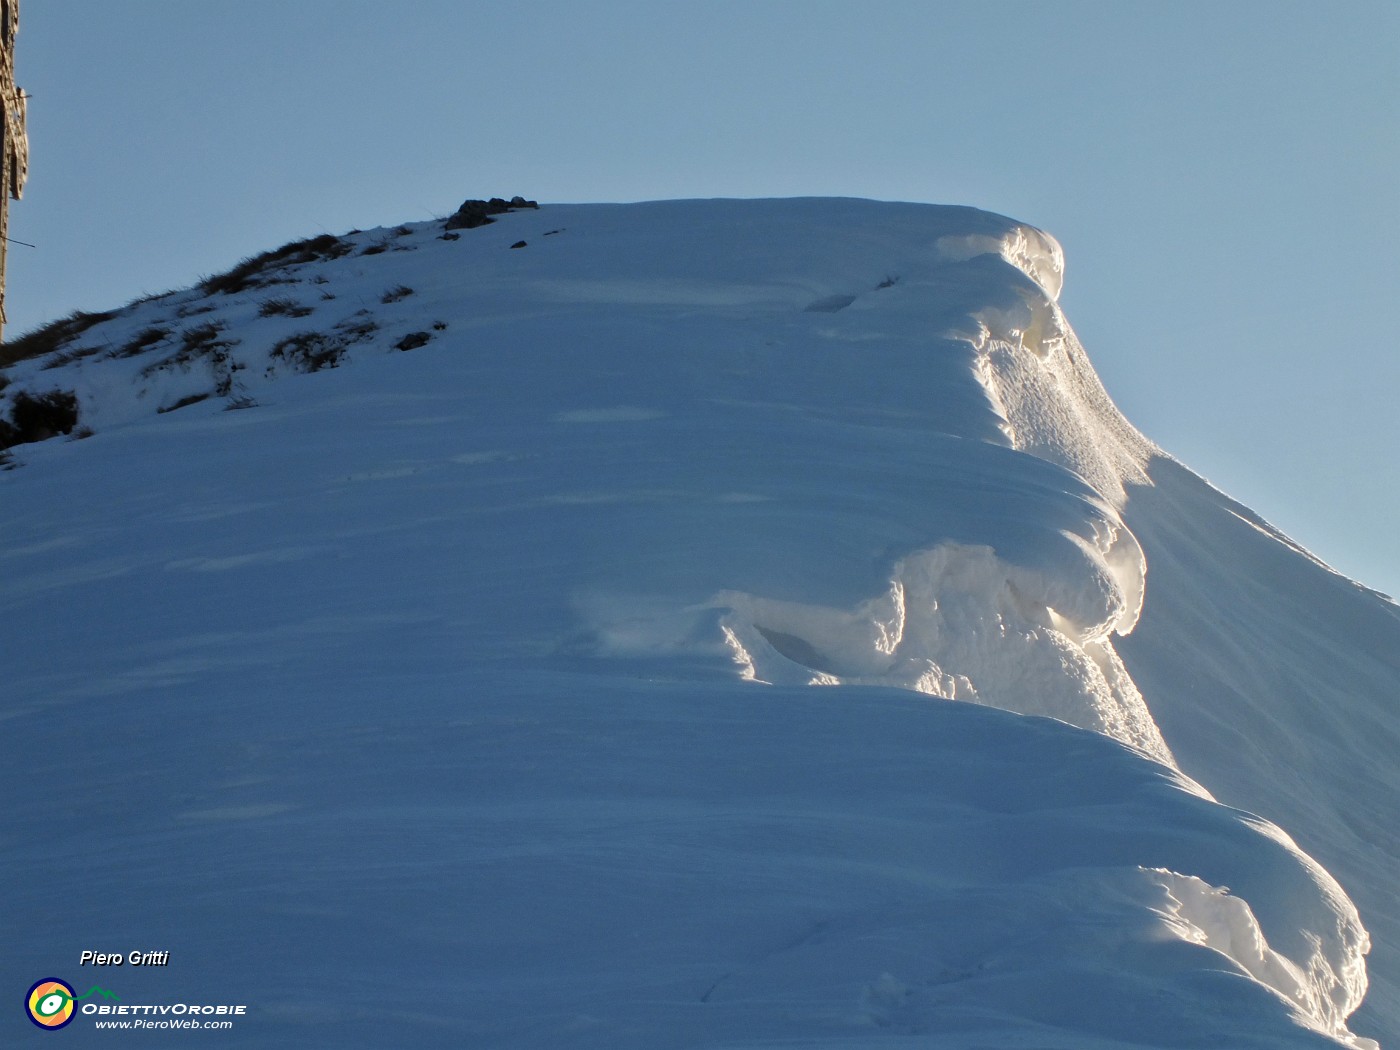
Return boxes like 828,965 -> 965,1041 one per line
26,978 -> 76,1030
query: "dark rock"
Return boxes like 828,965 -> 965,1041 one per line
443,195 -> 540,231
157,392 -> 212,415
395,332 -> 432,352
444,200 -> 494,231
1,389 -> 81,448
510,240 -> 527,250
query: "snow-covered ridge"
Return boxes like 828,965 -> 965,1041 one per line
2,200 -> 1160,755
2,197 -> 1390,1046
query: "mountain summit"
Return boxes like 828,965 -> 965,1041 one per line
3,198 -> 1396,1047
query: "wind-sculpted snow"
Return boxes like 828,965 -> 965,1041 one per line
1,198 -> 1391,1046
1144,865 -> 1367,1038
1117,459 -> 1400,1041
715,535 -> 1166,761
937,222 -> 1065,301
1,201 -> 1160,761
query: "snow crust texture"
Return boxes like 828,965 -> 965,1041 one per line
3,198 -> 1395,1048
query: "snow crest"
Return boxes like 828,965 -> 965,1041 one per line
716,530 -> 1168,764
1141,866 -> 1374,1046
937,221 -> 1155,504
937,224 -> 1066,301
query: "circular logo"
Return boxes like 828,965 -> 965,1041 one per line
26,978 -> 76,1030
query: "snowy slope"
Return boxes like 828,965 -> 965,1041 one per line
1117,461 -> 1400,1040
2,198 -> 1394,1047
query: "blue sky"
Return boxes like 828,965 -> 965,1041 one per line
9,0 -> 1399,596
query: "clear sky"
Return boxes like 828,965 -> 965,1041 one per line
9,1 -> 1398,597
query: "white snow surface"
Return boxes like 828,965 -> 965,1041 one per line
2,198 -> 1396,1047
